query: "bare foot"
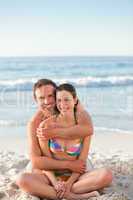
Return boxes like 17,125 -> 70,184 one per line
87,191 -> 100,197
65,191 -> 100,200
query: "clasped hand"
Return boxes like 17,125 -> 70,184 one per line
54,180 -> 72,199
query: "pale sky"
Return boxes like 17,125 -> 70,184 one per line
0,0 -> 133,56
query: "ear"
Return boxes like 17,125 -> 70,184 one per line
33,94 -> 37,102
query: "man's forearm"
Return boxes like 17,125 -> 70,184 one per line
31,155 -> 71,170
54,125 -> 93,139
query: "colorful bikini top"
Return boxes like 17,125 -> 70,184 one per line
49,138 -> 83,157
49,113 -> 83,157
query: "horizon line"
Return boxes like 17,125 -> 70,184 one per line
0,54 -> 133,58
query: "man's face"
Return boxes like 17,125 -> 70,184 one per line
35,85 -> 56,112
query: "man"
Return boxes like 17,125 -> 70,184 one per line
28,79 -> 93,170
16,79 -> 112,199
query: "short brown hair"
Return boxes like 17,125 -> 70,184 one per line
33,79 -> 57,99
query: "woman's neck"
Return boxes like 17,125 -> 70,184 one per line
59,112 -> 75,124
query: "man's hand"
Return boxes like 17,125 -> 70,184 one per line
40,105 -> 54,119
37,127 -> 53,140
37,121 -> 59,141
37,120 -> 63,140
68,160 -> 86,174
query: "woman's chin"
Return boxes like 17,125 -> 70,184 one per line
61,111 -> 73,116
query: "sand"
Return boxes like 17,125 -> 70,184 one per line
0,132 -> 133,200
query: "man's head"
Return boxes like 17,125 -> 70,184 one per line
33,79 -> 57,111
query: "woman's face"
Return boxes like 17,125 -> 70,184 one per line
56,90 -> 76,115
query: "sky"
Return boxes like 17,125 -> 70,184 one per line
0,0 -> 133,56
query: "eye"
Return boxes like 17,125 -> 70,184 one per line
48,94 -> 54,98
39,97 -> 45,100
57,99 -> 61,103
64,98 -> 70,102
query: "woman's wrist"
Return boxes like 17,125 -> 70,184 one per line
66,179 -> 73,186
53,180 -> 58,187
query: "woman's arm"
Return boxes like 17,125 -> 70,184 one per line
65,135 -> 92,190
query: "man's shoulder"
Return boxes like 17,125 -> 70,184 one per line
76,102 -> 90,116
28,110 -> 44,125
76,107 -> 90,118
76,108 -> 92,124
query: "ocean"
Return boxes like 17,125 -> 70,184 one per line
0,56 -> 133,137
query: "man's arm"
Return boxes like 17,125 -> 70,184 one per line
38,110 -> 93,140
59,111 -> 93,139
28,117 -> 67,170
28,113 -> 85,172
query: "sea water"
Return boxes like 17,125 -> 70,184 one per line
0,56 -> 133,137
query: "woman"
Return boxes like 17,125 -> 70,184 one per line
38,83 -> 100,199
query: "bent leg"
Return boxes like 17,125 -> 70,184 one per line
72,167 -> 113,194
16,172 -> 57,199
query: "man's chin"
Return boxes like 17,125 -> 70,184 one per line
41,106 -> 54,112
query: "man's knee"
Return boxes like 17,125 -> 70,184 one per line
16,172 -> 31,189
99,168 -> 113,186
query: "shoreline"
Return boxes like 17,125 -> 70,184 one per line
91,131 -> 133,157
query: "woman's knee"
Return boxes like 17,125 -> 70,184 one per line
16,172 -> 31,189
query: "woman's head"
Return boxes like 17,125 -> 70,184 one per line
56,83 -> 78,115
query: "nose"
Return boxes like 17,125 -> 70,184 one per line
60,101 -> 67,107
44,98 -> 49,105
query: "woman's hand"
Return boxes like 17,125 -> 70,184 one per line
54,180 -> 73,199
64,180 -> 73,197
54,181 -> 66,199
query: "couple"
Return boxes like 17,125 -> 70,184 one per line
16,79 -> 112,200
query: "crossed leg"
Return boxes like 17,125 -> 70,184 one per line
16,167 -> 112,200
16,172 -> 58,199
71,167 -> 113,194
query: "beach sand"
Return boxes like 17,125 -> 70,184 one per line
0,132 -> 133,200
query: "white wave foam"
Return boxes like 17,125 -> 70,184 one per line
0,75 -> 133,89
0,78 -> 36,86
0,120 -> 26,127
62,75 -> 133,86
